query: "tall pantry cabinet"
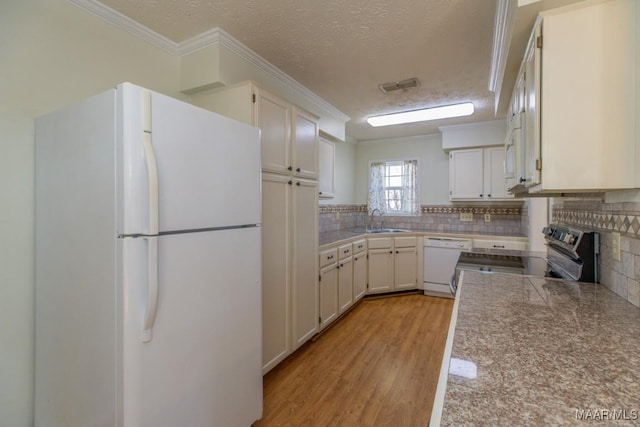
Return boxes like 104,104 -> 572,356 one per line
191,82 -> 319,373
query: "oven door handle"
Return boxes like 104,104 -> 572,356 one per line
449,273 -> 458,296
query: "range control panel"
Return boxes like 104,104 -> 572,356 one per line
542,224 -> 584,253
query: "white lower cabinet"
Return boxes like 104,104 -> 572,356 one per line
337,243 -> 354,314
319,259 -> 339,331
367,236 -> 418,294
394,247 -> 418,290
367,238 -> 395,293
352,239 -> 368,302
473,239 -> 527,251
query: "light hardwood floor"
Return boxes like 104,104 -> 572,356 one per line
253,294 -> 454,427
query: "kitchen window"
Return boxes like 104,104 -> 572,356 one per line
368,159 -> 419,215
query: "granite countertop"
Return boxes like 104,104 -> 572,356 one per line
431,271 -> 640,426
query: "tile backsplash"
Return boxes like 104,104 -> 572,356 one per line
319,204 -> 526,236
553,199 -> 640,308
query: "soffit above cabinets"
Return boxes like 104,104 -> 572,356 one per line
91,0 -> 499,141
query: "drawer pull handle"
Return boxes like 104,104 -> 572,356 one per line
493,245 -> 505,248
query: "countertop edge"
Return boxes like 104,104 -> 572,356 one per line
320,230 -> 528,249
428,271 -> 465,427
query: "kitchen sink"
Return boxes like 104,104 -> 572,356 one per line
366,228 -> 410,234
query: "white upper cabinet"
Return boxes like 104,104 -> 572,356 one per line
513,0 -> 638,193
190,81 -> 319,178
449,148 -> 484,200
292,108 -> 319,180
449,147 -> 512,201
256,89 -> 292,175
318,136 -> 335,199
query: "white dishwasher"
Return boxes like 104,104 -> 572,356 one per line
423,237 -> 471,298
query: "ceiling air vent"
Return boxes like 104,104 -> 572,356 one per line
378,78 -> 420,93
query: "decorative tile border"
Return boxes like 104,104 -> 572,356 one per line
318,205 -> 367,214
421,206 -> 522,215
554,207 -> 640,237
320,204 -> 523,216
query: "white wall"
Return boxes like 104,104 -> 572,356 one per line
355,134 -> 450,205
0,1 -> 181,425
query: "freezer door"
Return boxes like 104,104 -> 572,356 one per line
120,227 -> 262,426
117,83 -> 261,236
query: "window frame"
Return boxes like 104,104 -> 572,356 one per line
368,158 -> 420,216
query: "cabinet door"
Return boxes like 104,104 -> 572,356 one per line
319,264 -> 338,330
261,173 -> 291,372
522,23 -> 541,188
449,148 -> 484,199
352,253 -> 367,302
292,179 -> 319,348
367,248 -> 394,293
394,247 -> 417,290
292,108 -> 318,180
318,136 -> 335,198
256,88 -> 292,175
338,256 -> 353,314
484,146 -> 512,200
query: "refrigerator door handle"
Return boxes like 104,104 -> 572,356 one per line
142,236 -> 159,342
141,90 -> 159,236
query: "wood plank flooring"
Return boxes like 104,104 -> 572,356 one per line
253,294 -> 454,427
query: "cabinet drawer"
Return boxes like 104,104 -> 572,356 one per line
473,239 -> 527,251
394,236 -> 418,248
338,243 -> 353,260
352,239 -> 367,255
368,237 -> 393,249
319,248 -> 338,268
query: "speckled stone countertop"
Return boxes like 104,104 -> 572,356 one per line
431,270 -> 640,426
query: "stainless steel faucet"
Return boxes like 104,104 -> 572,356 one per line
370,208 -> 383,230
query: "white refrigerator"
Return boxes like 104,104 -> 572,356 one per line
35,83 -> 263,426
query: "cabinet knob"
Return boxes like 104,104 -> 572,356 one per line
296,167 -> 301,172
288,166 -> 293,171
319,192 -> 323,195
389,251 -> 393,254
296,182 -> 301,186
488,194 -> 492,198
396,250 -> 399,254
519,177 -> 527,183
288,180 -> 292,186
479,194 -> 483,197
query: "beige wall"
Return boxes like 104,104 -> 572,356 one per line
355,134 -> 450,205
0,1 -> 181,425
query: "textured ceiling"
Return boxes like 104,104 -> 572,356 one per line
97,0 -> 499,141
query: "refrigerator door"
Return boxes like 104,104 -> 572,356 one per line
117,83 -> 261,236
121,227 -> 263,426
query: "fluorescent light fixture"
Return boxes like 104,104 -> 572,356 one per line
367,102 -> 474,127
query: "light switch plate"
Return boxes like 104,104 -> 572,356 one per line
484,213 -> 491,223
612,232 -> 621,261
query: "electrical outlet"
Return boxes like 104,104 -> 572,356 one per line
484,213 -> 491,223
459,212 -> 473,222
612,232 -> 621,261
336,211 -> 340,220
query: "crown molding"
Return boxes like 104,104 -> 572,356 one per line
68,0 -> 349,122
488,0 -> 517,114
179,28 -> 349,122
67,0 -> 179,55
